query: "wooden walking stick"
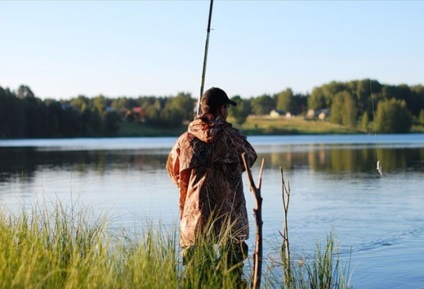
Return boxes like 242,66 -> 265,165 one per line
242,153 -> 265,289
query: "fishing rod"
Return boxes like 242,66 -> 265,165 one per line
197,0 -> 214,115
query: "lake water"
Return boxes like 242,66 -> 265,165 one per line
0,134 -> 423,289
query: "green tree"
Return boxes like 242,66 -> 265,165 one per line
59,106 -> 82,137
70,95 -> 90,112
45,99 -> 62,136
16,85 -> 35,99
251,94 -> 275,115
144,98 -> 164,127
10,85 -> 50,138
308,81 -> 348,109
111,97 -> 131,114
410,85 -> 424,116
138,96 -> 161,110
104,111 -> 121,136
347,79 -> 382,118
374,98 -> 413,133
22,94 -> 48,138
168,92 -> 195,122
161,106 -> 182,127
329,91 -> 356,127
87,109 -> 104,136
418,110 -> 424,125
291,94 -> 308,115
330,93 -> 343,125
276,88 -> 293,112
155,93 -> 195,128
0,86 -> 25,138
308,87 -> 326,109
92,95 -> 108,115
229,96 -> 250,125
361,112 -> 369,132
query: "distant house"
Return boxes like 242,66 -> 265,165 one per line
125,107 -> 145,122
269,109 -> 286,117
306,108 -> 330,120
318,109 -> 329,120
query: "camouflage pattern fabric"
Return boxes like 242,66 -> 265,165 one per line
166,113 -> 257,248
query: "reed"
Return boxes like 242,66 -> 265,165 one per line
0,202 -> 248,289
277,232 -> 352,289
0,200 -> 351,289
304,233 -> 351,289
279,164 -> 352,289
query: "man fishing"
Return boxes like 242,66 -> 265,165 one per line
166,87 -> 257,269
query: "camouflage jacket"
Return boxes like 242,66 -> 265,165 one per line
166,113 -> 257,247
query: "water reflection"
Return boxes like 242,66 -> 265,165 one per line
0,148 -> 169,183
259,144 -> 423,174
1,144 -> 423,184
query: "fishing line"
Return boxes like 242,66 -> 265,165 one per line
370,80 -> 383,176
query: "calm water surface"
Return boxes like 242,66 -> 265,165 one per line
1,134 -> 423,289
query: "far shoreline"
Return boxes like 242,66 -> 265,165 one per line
116,115 -> 424,138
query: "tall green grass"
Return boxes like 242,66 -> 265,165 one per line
0,201 -> 351,289
0,202 -> 176,289
0,202 -> 248,289
280,233 -> 352,289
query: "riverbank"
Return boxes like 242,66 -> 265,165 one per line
234,116 -> 360,135
118,116 -> 424,137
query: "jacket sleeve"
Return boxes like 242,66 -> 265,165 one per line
166,142 -> 181,187
230,127 -> 257,169
166,136 -> 191,219
241,137 -> 257,168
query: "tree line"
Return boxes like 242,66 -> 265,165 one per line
307,80 -> 424,133
1,79 -> 424,138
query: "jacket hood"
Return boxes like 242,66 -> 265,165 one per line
188,113 -> 230,143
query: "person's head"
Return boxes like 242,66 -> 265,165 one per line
200,87 -> 237,119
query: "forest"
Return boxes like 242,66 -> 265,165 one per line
1,79 -> 423,138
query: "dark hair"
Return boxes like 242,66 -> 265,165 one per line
201,87 -> 236,115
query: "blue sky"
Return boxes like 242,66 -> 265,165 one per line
1,0 -> 423,100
